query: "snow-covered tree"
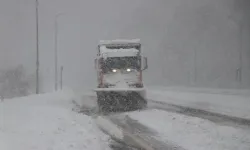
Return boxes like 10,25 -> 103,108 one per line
0,65 -> 31,98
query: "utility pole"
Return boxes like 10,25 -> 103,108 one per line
236,21 -> 244,88
238,23 -> 243,85
35,0 -> 40,94
54,13 -> 64,91
194,47 -> 197,84
228,13 -> 244,88
54,14 -> 58,91
60,66 -> 63,90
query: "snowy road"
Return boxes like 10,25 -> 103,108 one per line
126,109 -> 250,150
2,88 -> 248,150
92,107 -> 250,150
76,91 -> 250,150
107,114 -> 186,150
147,88 -> 250,120
148,100 -> 250,129
77,92 -> 250,129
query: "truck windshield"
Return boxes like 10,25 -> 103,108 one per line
102,57 -> 140,73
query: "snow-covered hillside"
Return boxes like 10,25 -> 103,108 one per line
0,89 -> 110,150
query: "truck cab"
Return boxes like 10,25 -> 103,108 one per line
95,39 -> 147,89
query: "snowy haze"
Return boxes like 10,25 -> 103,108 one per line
0,0 -> 249,91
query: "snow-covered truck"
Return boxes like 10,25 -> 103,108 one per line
94,39 -> 148,112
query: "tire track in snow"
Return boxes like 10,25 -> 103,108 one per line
75,97 -> 185,149
75,93 -> 250,149
73,97 -> 141,150
108,114 -> 186,150
148,100 -> 250,129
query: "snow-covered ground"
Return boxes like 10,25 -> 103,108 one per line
73,90 -> 97,109
0,89 -> 110,150
127,109 -> 250,150
148,86 -> 250,96
64,86 -> 250,149
147,86 -> 250,120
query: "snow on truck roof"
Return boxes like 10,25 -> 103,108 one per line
99,46 -> 139,57
100,47 -> 139,53
99,39 -> 141,45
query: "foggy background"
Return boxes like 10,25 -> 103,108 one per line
0,0 -> 249,93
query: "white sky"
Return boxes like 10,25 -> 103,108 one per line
0,0 -> 249,90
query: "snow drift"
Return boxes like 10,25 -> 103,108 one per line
0,89 -> 110,150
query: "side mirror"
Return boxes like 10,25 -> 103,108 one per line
142,56 -> 148,71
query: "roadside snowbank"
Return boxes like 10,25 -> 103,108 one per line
73,90 -> 97,109
0,90 -> 110,150
147,87 -> 250,120
128,109 -> 250,150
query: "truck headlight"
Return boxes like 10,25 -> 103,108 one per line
112,69 -> 117,73
126,68 -> 131,72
